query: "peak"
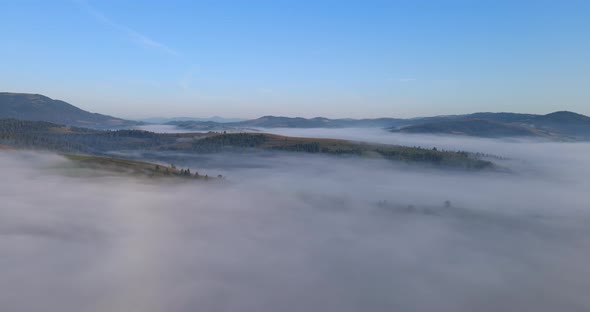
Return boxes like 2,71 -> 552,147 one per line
543,111 -> 589,119
545,111 -> 581,116
539,111 -> 590,123
1,92 -> 50,99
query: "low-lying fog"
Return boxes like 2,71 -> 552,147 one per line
1,131 -> 589,312
133,124 -> 201,133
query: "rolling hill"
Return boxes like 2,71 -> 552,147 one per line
0,92 -> 141,128
393,119 -> 548,137
0,119 -> 494,170
391,111 -> 590,139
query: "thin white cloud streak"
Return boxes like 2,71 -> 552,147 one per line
75,0 -> 178,56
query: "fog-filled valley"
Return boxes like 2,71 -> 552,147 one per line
2,132 -> 589,312
3,0 -> 589,309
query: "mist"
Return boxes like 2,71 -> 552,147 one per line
1,133 -> 590,311
133,125 -> 199,133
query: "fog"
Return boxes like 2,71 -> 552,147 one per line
133,124 -> 200,133
133,124 -> 252,134
1,132 -> 590,311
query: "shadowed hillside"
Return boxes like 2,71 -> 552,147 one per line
0,92 -> 141,128
393,119 -> 548,137
390,111 -> 590,139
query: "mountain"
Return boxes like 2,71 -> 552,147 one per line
4,92 -> 588,139
525,111 -> 590,136
392,111 -> 590,139
0,92 -> 141,128
536,111 -> 590,123
393,119 -> 548,137
167,111 -> 590,139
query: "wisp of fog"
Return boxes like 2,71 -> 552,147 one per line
1,132 -> 589,312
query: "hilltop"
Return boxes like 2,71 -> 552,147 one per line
5,92 -> 588,139
391,111 -> 590,139
393,119 -> 548,137
0,92 -> 141,128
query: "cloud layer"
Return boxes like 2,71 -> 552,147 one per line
1,133 -> 590,311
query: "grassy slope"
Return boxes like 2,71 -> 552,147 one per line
0,144 -> 208,180
0,144 -> 18,150
63,154 -> 210,179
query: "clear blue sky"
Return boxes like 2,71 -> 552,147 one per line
1,0 -> 589,118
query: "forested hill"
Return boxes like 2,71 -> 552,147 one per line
0,92 -> 141,128
391,111 -> 590,139
0,119 -> 493,170
393,119 -> 546,137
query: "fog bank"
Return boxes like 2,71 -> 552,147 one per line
1,135 -> 590,311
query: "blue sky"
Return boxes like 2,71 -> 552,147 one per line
1,0 -> 589,118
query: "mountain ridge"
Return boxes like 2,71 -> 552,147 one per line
169,110 -> 590,139
0,92 -> 141,128
392,118 -> 550,137
3,92 -> 589,139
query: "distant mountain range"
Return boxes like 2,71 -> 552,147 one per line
167,116 -> 406,129
170,111 -> 590,139
2,92 -> 589,139
390,111 -> 590,139
0,92 -> 141,128
139,116 -> 246,124
393,119 -> 546,137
